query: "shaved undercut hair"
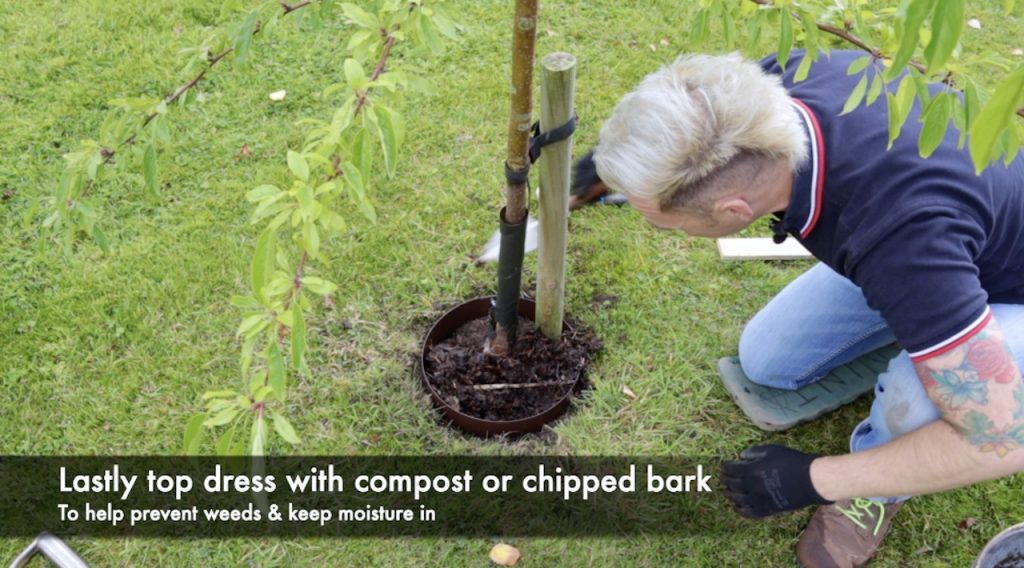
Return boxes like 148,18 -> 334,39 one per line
593,53 -> 809,212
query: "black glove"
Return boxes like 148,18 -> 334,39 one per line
569,150 -> 608,209
721,444 -> 831,518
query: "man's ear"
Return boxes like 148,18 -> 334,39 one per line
716,197 -> 756,223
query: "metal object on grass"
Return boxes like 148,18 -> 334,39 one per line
10,532 -> 89,568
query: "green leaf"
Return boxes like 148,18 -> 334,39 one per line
794,52 -> 814,82
92,226 -> 110,254
272,412 -> 301,444
237,313 -> 267,336
291,306 -> 306,372
268,343 -> 286,399
887,0 -> 937,80
351,128 -> 374,181
745,8 -> 764,48
302,221 -> 320,258
923,0 -> 964,73
251,415 -> 266,456
841,73 -> 870,115
416,11 -> 443,54
777,9 -> 793,71
344,58 -> 368,91
1007,0 -> 1017,15
346,29 -> 374,50
720,6 -> 735,48
253,385 -> 274,402
887,75 -> 917,149
246,184 -> 281,203
846,55 -> 871,75
430,8 -> 458,39
204,407 -> 240,427
969,65 -> 1024,173
216,422 -> 240,455
689,8 -> 708,45
798,9 -> 819,56
866,73 -> 884,106
203,389 -> 240,400
300,276 -> 337,295
919,93 -> 952,158
183,414 -> 205,454
341,3 -> 379,30
251,227 -> 277,304
248,369 -> 266,396
298,184 -> 315,218
963,78 -> 981,131
287,150 -> 310,181
230,295 -> 261,308
233,11 -> 259,63
374,105 -> 402,175
143,144 -> 158,196
344,160 -> 376,223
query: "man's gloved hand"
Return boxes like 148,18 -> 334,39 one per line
569,149 -> 609,209
721,444 -> 832,518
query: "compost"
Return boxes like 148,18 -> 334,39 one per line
424,316 -> 600,421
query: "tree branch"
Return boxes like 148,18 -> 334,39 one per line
274,21 -> 401,329
117,1 -> 317,152
746,0 -> 1024,118
353,27 -> 399,117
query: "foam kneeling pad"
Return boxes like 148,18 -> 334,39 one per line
717,343 -> 902,432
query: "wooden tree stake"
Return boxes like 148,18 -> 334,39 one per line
536,52 -> 576,340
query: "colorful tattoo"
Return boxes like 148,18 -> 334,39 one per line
1015,383 -> 1024,422
919,318 -> 1023,458
929,369 -> 988,409
963,333 -> 1019,384
963,410 -> 1024,457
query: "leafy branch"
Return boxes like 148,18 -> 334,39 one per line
187,0 -> 457,456
698,0 -> 1024,172
34,0 -> 321,255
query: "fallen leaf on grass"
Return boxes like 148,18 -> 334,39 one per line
967,18 -> 982,29
622,385 -> 637,400
489,543 -> 521,566
959,517 -> 978,534
659,38 -> 669,46
914,543 -> 935,555
1012,48 -> 1023,56
269,90 -> 287,101
234,144 -> 251,160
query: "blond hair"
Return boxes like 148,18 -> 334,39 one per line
593,53 -> 808,208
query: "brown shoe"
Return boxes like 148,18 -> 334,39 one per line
796,498 -> 902,568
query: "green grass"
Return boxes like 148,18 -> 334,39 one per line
1,0 -> 1022,565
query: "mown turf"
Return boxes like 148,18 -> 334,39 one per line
1,0 -> 1022,565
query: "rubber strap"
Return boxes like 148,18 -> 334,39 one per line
528,113 -> 577,164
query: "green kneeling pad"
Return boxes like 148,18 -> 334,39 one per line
717,343 -> 902,431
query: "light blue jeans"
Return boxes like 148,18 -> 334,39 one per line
738,263 -> 1024,465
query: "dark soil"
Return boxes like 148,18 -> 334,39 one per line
996,553 -> 1024,568
424,316 -> 601,421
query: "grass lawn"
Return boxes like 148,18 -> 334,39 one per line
1,0 -> 1022,565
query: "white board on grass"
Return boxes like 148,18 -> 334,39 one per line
717,237 -> 813,261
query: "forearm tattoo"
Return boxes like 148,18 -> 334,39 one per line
917,321 -> 1024,458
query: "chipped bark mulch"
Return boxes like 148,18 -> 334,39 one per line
424,316 -> 601,421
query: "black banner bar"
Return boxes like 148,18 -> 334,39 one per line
0,456 -> 728,537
